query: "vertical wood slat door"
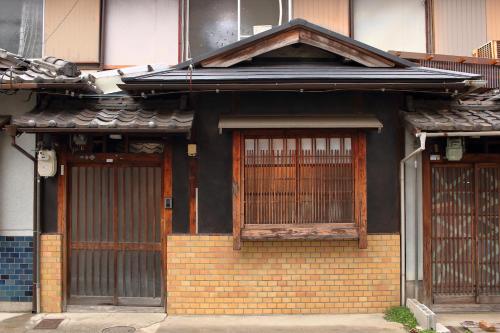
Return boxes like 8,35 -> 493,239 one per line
476,165 -> 500,303
431,163 -> 500,304
69,165 -> 163,306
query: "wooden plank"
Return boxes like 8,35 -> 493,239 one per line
202,30 -> 301,68
474,164 -> 480,303
433,294 -> 476,304
241,224 -> 359,240
57,150 -> 68,309
161,143 -> 172,310
244,222 -> 356,229
65,153 -> 162,165
422,151 -> 433,305
188,158 -> 197,234
232,132 -> 242,250
163,145 -> 173,235
113,167 -> 119,305
299,30 -> 394,67
70,242 -> 161,251
356,132 -> 367,249
200,26 -> 395,68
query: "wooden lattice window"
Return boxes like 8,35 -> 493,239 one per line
232,130 -> 367,249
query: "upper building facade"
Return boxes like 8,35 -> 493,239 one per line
1,0 -> 500,68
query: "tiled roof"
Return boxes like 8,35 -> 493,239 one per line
0,48 -> 84,86
126,64 -> 481,84
12,98 -> 194,133
404,107 -> 500,132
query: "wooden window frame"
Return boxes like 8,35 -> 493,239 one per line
232,129 -> 367,249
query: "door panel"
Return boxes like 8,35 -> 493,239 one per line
431,165 -> 475,301
431,163 -> 500,304
69,164 -> 163,306
477,166 -> 500,302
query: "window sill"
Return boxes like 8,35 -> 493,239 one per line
240,223 -> 359,241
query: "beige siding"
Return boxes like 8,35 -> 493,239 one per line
433,0 -> 487,56
353,0 -> 426,52
104,0 -> 178,67
487,0 -> 500,41
293,0 -> 349,36
44,0 -> 101,63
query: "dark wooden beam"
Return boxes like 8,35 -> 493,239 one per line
162,143 -> 172,312
422,151 -> 432,306
200,27 -> 395,68
57,150 -> 68,310
299,30 -> 394,67
232,131 -> 242,250
355,132 -> 367,249
188,157 -> 197,234
201,30 -> 301,68
163,144 -> 173,235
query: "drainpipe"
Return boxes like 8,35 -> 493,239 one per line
414,157 -> 419,302
400,132 -> 426,306
5,126 -> 39,313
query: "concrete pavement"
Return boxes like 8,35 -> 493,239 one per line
0,312 -> 406,333
436,312 -> 500,329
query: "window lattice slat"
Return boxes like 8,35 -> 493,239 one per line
243,136 -> 354,225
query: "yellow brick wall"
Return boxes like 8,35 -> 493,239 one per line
40,234 -> 63,313
166,234 -> 400,315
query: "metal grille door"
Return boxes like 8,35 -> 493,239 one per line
431,164 -> 500,304
69,165 -> 163,306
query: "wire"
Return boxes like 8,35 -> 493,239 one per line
34,87 -> 458,99
44,0 -> 80,44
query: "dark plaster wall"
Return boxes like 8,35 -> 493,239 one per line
191,91 -> 405,234
40,91 -> 405,235
41,176 -> 58,233
172,136 -> 190,233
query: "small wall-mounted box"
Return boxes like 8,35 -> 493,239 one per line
37,149 -> 57,177
187,144 -> 197,157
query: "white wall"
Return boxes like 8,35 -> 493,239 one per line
0,92 -> 36,236
353,0 -> 426,52
104,0 -> 179,67
404,130 -> 423,282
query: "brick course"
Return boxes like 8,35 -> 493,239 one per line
166,234 -> 400,315
40,234 -> 62,313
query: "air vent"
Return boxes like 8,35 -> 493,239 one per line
473,40 -> 500,59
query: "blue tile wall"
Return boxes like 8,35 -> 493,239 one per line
0,236 -> 33,302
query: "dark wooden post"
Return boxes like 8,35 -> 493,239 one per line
422,150 -> 432,305
232,132 -> 242,250
356,132 -> 368,249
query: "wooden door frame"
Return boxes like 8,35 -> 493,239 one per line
423,153 -> 500,306
57,147 -> 172,311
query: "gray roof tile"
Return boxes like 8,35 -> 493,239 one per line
404,108 -> 500,132
12,98 -> 193,133
0,48 -> 83,85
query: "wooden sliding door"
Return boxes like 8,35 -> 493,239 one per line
430,163 -> 500,304
68,159 -> 164,306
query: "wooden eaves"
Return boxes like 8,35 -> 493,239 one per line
390,50 -> 500,66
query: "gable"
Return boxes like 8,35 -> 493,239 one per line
176,19 -> 416,69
